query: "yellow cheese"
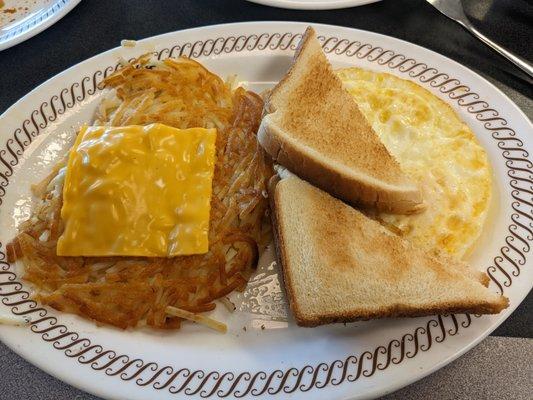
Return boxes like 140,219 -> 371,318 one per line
57,123 -> 217,257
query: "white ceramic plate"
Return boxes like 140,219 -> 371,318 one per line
0,0 -> 81,51
246,0 -> 380,10
0,22 -> 531,400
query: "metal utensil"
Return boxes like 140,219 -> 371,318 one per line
426,0 -> 533,78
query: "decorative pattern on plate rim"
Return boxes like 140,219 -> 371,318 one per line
0,31 -> 531,398
0,0 -> 72,43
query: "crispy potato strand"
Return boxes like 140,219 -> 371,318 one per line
166,306 -> 227,333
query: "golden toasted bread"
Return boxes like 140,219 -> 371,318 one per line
259,27 -> 424,214
269,175 -> 508,327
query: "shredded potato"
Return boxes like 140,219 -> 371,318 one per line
166,306 -> 227,333
7,55 -> 273,330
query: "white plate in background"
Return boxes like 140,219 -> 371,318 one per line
246,0 -> 381,10
0,0 -> 81,51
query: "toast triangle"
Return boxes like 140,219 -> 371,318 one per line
258,27 -> 424,214
270,175 -> 508,327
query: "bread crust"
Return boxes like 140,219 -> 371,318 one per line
259,118 -> 424,214
293,299 -> 509,328
268,175 -> 306,325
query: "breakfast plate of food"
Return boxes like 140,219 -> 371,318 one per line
0,21 -> 531,400
0,0 -> 81,51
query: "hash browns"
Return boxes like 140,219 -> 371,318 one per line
7,56 -> 273,330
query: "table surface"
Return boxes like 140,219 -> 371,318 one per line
0,0 -> 531,399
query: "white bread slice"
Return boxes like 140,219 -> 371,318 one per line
258,27 -> 424,214
269,175 -> 508,327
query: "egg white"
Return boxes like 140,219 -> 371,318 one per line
338,68 -> 492,259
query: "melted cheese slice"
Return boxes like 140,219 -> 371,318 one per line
57,124 -> 217,257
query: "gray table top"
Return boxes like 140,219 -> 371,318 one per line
0,0 -> 531,399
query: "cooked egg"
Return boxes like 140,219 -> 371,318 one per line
57,123 -> 217,257
338,68 -> 491,258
